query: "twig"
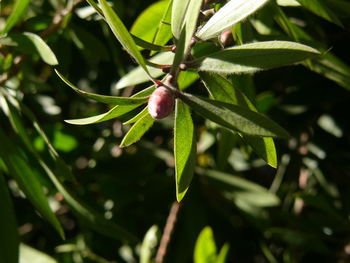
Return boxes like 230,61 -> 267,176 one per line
155,201 -> 182,263
0,0 -> 83,86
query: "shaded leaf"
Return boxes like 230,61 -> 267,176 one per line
0,32 -> 58,65
0,172 -> 19,263
200,72 -> 277,167
1,0 -> 30,34
120,113 -> 155,147
174,99 -> 196,201
196,0 -> 269,40
152,0 -> 173,48
296,0 -> 343,26
179,92 -> 289,138
216,244 -> 230,263
189,41 -> 320,74
123,106 -> 149,125
65,86 -> 154,125
99,0 -> 152,79
55,70 -> 148,105
0,128 -> 64,239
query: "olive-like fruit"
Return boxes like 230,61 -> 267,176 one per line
148,86 -> 175,119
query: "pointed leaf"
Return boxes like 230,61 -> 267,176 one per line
123,106 -> 149,125
196,0 -> 270,40
174,99 -> 196,201
0,32 -> 58,65
115,52 -> 174,90
216,244 -> 230,263
189,41 -> 320,74
200,72 -> 277,167
120,113 -> 155,147
99,0 -> 151,78
152,0 -> 173,47
0,172 -> 19,263
1,0 -> 30,34
133,36 -> 172,51
171,0 -> 202,70
65,87 -> 155,125
179,92 -> 289,138
55,70 -> 148,105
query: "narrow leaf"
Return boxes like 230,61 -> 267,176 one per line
0,128 -> 64,239
0,172 -> 19,263
179,92 -> 289,138
194,226 -> 217,263
200,73 -> 277,167
99,0 -> 151,78
1,0 -> 30,34
123,106 -> 149,125
174,99 -> 196,201
55,70 -> 148,105
65,86 -> 155,125
189,41 -> 319,74
0,32 -> 58,65
196,0 -> 269,40
171,0 -> 202,70
120,113 -> 155,147
115,52 -> 174,90
296,0 -> 343,26
152,0 -> 173,48
133,35 -> 172,51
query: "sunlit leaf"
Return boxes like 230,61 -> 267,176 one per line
179,92 -> 289,138
194,226 -> 217,263
55,70 -> 149,105
20,244 -> 57,263
65,86 -> 155,125
196,0 -> 270,40
189,41 -> 320,74
174,99 -> 196,201
120,113 -> 155,147
115,52 -> 174,90
99,0 -> 152,79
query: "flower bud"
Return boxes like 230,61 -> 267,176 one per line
148,86 -> 175,119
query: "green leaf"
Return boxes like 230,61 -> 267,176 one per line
200,73 -> 277,168
115,52 -> 174,90
152,0 -> 173,48
296,0 -> 343,26
0,128 -> 64,239
196,0 -> 269,40
65,86 -> 155,125
123,106 -> 150,125
202,169 -> 280,207
55,70 -> 149,105
120,113 -> 155,147
131,0 -> 171,44
174,99 -> 196,201
216,244 -> 230,263
194,226 -> 217,263
0,32 -> 58,65
1,0 -> 30,34
99,0 -> 152,79
0,172 -> 19,263
171,0 -> 202,70
133,35 -> 172,52
189,41 -> 320,74
179,92 -> 289,138
20,244 -> 57,263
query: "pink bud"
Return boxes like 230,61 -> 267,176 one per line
148,86 -> 175,119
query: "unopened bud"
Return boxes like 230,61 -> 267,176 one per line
148,86 -> 175,119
